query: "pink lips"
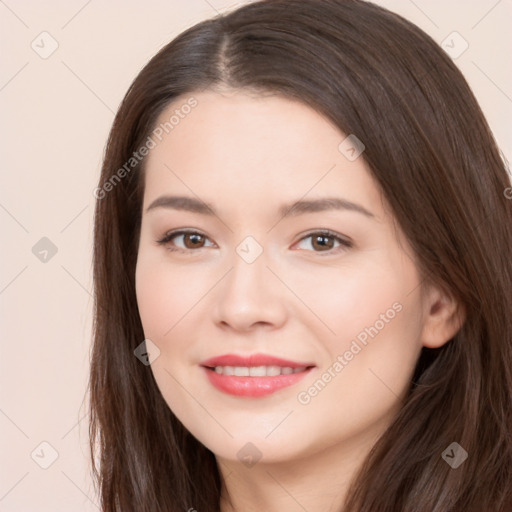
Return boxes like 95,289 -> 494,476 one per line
201,353 -> 314,369
200,353 -> 315,398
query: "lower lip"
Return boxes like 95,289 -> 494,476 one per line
202,366 -> 313,397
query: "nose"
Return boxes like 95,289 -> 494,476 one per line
212,247 -> 288,332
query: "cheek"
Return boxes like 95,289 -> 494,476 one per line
307,269 -> 423,414
135,258 -> 203,417
292,290 -> 423,450
135,262 -> 169,338
135,255 -> 210,338
285,255 -> 408,345
295,249 -> 424,392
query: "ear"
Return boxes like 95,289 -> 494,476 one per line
420,283 -> 465,349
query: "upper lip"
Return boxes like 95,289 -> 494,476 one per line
200,353 -> 316,369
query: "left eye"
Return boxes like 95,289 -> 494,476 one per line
293,230 -> 353,254
156,230 -> 215,251
156,229 -> 352,254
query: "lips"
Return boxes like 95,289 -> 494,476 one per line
200,353 -> 315,369
200,353 -> 316,398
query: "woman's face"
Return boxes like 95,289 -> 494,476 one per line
135,89 -> 433,466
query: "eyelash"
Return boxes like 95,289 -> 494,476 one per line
156,229 -> 353,256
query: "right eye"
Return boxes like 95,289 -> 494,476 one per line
156,229 -> 216,253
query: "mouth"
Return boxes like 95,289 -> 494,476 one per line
205,365 -> 311,376
200,353 -> 316,397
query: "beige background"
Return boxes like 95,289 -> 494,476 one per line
1,1 -> 510,510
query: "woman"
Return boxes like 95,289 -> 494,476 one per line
89,0 -> 512,510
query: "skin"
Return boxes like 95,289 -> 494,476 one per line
135,89 -> 464,512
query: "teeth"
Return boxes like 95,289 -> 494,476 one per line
267,365 -> 281,376
234,366 -> 249,377
213,365 -> 307,376
249,366 -> 267,377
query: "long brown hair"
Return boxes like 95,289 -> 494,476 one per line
89,0 -> 512,510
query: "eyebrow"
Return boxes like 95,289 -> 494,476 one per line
145,195 -> 375,219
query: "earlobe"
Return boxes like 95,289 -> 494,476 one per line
421,285 -> 466,349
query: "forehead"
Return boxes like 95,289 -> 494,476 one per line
142,90 -> 386,220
